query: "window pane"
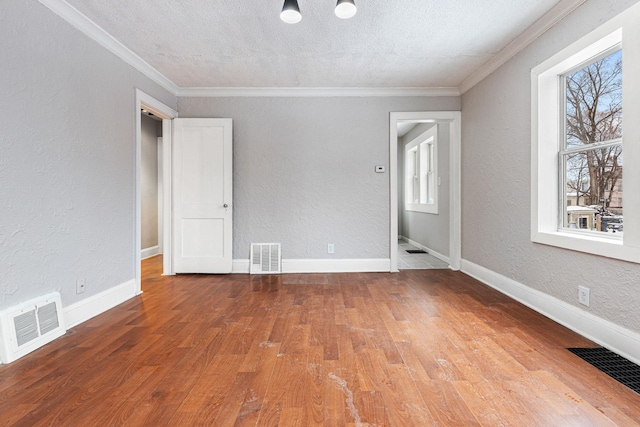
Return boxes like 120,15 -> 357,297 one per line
564,147 -> 623,233
418,140 -> 434,205
419,142 -> 428,203
565,49 -> 622,149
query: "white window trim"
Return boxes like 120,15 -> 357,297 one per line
531,3 -> 640,264
404,125 -> 438,214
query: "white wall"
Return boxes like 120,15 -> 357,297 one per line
178,96 -> 460,261
141,115 -> 160,250
461,0 -> 640,333
400,123 -> 450,257
0,0 -> 176,310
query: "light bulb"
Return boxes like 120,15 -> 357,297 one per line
335,0 -> 357,19
281,0 -> 302,24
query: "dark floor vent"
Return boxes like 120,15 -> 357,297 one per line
568,347 -> 640,394
405,249 -> 427,254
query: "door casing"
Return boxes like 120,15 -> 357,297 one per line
389,111 -> 461,272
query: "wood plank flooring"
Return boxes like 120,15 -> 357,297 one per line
1,255 -> 639,426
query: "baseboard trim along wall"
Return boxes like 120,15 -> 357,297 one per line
63,279 -> 138,329
232,259 -> 390,274
461,259 -> 640,366
399,236 -> 451,266
141,245 -> 160,260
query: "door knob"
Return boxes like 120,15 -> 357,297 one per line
223,204 -> 229,208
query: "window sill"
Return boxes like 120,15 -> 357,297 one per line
532,230 -> 639,264
406,204 -> 438,215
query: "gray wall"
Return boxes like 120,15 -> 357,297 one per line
141,115 -> 161,249
461,0 -> 640,332
178,96 -> 460,260
0,0 -> 176,310
399,123 -> 450,257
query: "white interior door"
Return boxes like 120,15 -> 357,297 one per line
173,118 -> 233,273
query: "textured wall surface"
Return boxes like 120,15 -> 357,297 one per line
461,0 -> 640,332
141,115 -> 159,249
400,123 -> 450,257
178,96 -> 460,260
0,0 -> 176,310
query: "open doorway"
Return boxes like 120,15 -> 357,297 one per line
135,89 -> 178,294
140,109 -> 163,262
389,112 -> 461,272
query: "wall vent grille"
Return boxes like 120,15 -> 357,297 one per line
250,243 -> 282,274
0,293 -> 66,364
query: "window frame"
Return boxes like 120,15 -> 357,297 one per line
404,125 -> 438,214
531,3 -> 640,264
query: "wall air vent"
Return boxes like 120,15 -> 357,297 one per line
0,292 -> 66,364
250,243 -> 282,274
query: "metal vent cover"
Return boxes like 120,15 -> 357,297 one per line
37,302 -> 61,335
250,243 -> 282,274
568,347 -> 640,394
0,293 -> 66,364
14,310 -> 39,347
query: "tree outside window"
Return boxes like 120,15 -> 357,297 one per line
563,49 -> 623,232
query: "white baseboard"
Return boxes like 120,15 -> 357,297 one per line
461,259 -> 640,365
141,245 -> 160,259
232,259 -> 250,274
232,258 -> 391,274
63,279 -> 138,329
400,236 -> 451,265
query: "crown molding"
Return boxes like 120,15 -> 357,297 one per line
38,0 -> 180,95
458,0 -> 588,94
176,86 -> 460,98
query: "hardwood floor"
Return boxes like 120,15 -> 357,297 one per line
1,255 -> 639,426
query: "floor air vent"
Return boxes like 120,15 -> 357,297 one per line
0,292 -> 66,364
568,347 -> 640,394
250,243 -> 282,274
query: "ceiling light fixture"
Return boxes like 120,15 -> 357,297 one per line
335,0 -> 357,19
280,0 -> 302,24
281,0 -> 357,23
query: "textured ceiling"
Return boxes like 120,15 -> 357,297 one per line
65,0 -> 562,88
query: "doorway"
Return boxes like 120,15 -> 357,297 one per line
135,89 -> 178,294
389,112 -> 461,272
140,109 -> 163,261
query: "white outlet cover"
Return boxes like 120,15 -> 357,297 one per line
76,279 -> 86,294
578,285 -> 590,307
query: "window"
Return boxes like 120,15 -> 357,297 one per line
561,49 -> 623,231
405,125 -> 438,214
531,3 -> 640,264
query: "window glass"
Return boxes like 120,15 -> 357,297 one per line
562,49 -> 623,234
565,50 -> 622,149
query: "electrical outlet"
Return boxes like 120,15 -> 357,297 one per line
578,285 -> 590,307
328,243 -> 335,254
76,279 -> 86,294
